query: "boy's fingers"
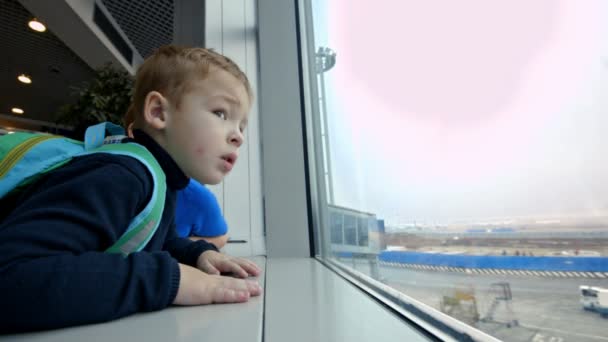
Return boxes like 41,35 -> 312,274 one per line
213,278 -> 261,303
227,278 -> 261,296
203,253 -> 262,277
219,260 -> 249,278
246,280 -> 263,296
229,262 -> 249,278
200,259 -> 220,275
210,283 -> 249,303
238,260 -> 261,276
226,257 -> 261,276
218,288 -> 250,303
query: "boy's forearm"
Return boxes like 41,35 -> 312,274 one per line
0,251 -> 179,333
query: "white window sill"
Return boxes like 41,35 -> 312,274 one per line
2,257 -> 432,342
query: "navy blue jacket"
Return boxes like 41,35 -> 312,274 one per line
0,130 -> 217,333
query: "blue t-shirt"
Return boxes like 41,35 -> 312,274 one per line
174,179 -> 228,238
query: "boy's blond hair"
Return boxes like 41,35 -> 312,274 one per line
124,45 -> 251,127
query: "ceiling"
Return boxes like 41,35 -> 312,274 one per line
101,0 -> 174,59
0,0 -> 94,130
0,0 -> 174,132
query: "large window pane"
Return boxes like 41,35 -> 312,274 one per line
343,214 -> 357,246
357,217 -> 368,247
330,212 -> 343,244
303,1 -> 608,341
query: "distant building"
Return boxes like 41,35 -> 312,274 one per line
329,204 -> 383,255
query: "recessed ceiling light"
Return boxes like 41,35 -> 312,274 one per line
17,74 -> 32,84
28,19 -> 46,32
11,107 -> 24,114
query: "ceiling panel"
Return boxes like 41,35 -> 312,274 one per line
102,0 -> 174,58
1,0 -> 178,131
0,0 -> 95,127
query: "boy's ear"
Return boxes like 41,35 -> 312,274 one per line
142,91 -> 169,130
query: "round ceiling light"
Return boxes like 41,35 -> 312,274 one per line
28,19 -> 46,32
18,74 -> 32,84
11,107 -> 24,114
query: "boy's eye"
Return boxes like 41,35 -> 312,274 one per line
213,111 -> 227,120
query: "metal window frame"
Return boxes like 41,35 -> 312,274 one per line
258,0 -> 315,257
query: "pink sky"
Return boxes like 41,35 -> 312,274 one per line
320,1 -> 608,222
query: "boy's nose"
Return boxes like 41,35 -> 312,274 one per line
229,130 -> 244,147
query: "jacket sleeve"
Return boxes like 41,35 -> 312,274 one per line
0,155 -> 180,333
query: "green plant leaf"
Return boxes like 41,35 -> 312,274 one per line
54,63 -> 134,130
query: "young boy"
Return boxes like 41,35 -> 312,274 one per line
0,45 -> 261,333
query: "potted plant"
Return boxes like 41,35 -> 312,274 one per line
55,62 -> 133,138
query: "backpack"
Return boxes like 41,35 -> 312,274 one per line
0,122 -> 166,256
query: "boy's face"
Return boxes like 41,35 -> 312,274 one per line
162,67 -> 251,184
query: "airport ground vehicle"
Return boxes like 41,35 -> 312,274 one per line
580,285 -> 608,317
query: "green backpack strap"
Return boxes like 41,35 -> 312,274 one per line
82,143 -> 167,256
0,122 -> 167,256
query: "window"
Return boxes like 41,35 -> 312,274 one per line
330,211 -> 343,244
343,214 -> 357,246
300,1 -> 608,341
357,217 -> 368,247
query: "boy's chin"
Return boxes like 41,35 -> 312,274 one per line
190,173 -> 224,185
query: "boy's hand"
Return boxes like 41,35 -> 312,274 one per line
174,264 -> 262,305
196,250 -> 262,278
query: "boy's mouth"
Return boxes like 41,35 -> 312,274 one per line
221,153 -> 238,170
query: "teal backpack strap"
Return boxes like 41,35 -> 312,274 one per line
81,143 -> 167,256
81,122 -> 167,256
0,122 -> 167,257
